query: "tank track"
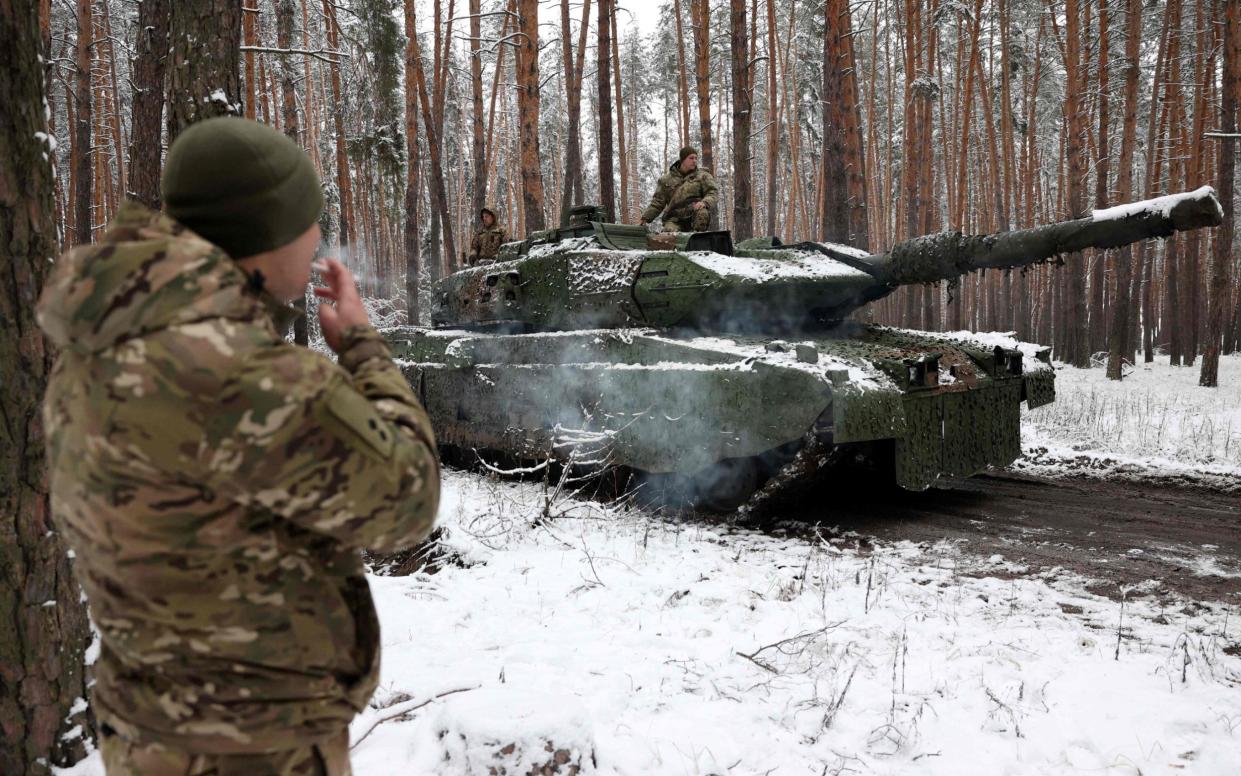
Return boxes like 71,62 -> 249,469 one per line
733,434 -> 841,526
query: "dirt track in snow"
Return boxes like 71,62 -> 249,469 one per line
774,472 -> 1241,603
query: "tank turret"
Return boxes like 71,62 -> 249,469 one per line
433,188 -> 1223,333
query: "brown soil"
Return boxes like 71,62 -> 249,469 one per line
771,472 -> 1241,603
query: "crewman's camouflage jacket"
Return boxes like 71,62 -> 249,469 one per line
640,163 -> 719,227
36,202 -> 441,755
468,225 -> 507,265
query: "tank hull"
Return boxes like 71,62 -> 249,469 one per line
384,324 -> 1053,500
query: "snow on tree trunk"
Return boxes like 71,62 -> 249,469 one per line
516,0 -> 546,234
165,0 -> 242,141
0,3 -> 93,772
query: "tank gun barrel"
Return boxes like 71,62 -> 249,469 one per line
868,186 -> 1223,287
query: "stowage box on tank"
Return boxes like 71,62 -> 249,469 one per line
385,189 -> 1223,512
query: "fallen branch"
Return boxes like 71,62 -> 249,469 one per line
350,686 -> 478,749
240,45 -> 348,64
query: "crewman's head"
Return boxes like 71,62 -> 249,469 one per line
678,145 -> 699,173
162,117 -> 324,302
480,207 -> 497,227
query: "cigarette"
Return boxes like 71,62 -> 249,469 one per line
311,261 -> 329,273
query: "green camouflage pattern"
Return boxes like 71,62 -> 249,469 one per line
35,202 -> 440,755
100,727 -> 350,775
640,162 -> 719,230
468,225 -> 507,265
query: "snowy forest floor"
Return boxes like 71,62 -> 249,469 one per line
57,354 -> 1241,775
1018,352 -> 1241,491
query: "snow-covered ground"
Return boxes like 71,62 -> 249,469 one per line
337,471 -> 1241,775
1018,353 -> 1241,490
55,354 -> 1241,776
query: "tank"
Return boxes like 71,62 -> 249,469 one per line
384,188 -> 1223,513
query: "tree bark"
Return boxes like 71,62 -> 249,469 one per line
516,0 -> 545,233
72,0 -> 92,245
1201,0 -> 1238,386
610,3 -> 629,222
1062,0 -> 1091,367
321,0 -> 355,260
408,1 -> 456,271
404,0 -> 423,321
731,0 -> 753,239
821,0 -> 867,247
674,0 -> 692,146
470,0 -> 485,223
243,0 -> 258,119
1107,0 -> 1141,380
764,0 -> 778,235
559,0 -> 591,223
166,0 -> 243,142
128,0 -> 170,209
0,3 -> 94,772
597,0 -> 616,219
1090,0 -> 1110,356
273,0 -> 310,344
691,0 -> 714,175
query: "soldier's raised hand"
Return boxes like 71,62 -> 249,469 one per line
313,258 -> 372,354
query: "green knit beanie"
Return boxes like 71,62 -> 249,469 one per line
162,117 -> 324,259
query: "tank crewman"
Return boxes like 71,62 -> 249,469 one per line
468,206 -> 507,265
639,145 -> 719,232
36,118 -> 441,775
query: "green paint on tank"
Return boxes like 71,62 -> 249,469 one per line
390,194 -> 1222,508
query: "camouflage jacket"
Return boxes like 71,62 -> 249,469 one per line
468,225 -> 507,265
640,163 -> 719,224
36,202 -> 440,754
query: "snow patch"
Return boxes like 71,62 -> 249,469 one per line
1091,185 -> 1221,223
686,250 -> 872,281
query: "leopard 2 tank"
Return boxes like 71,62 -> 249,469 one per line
384,189 -> 1223,512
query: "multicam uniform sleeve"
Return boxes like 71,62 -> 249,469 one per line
467,233 -> 481,265
699,172 -> 720,209
641,178 -> 670,223
206,325 -> 440,553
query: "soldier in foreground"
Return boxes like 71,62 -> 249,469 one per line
36,118 -> 441,775
468,206 -> 507,265
640,145 -> 719,232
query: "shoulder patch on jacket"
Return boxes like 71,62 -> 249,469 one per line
318,381 -> 397,460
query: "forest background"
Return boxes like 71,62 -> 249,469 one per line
22,0 -> 1241,380
1,0 -> 1239,772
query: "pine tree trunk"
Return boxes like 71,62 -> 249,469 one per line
273,0 -> 310,343
128,0 -> 169,209
1090,0 -> 1110,356
404,0 -> 422,321
323,0 -> 352,256
73,0 -> 92,245
1,4 -> 94,772
559,0 -> 591,222
166,0 -> 243,141
516,0 -> 545,233
674,0 -> 692,146
610,3 -> 628,222
821,0 -> 867,246
1201,0 -> 1238,386
730,0 -> 753,239
691,0 -> 714,177
597,0 -> 616,219
470,0 -> 485,223
408,0 -> 456,270
1062,0 -> 1090,366
764,0 -> 778,235
1107,0 -> 1141,380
